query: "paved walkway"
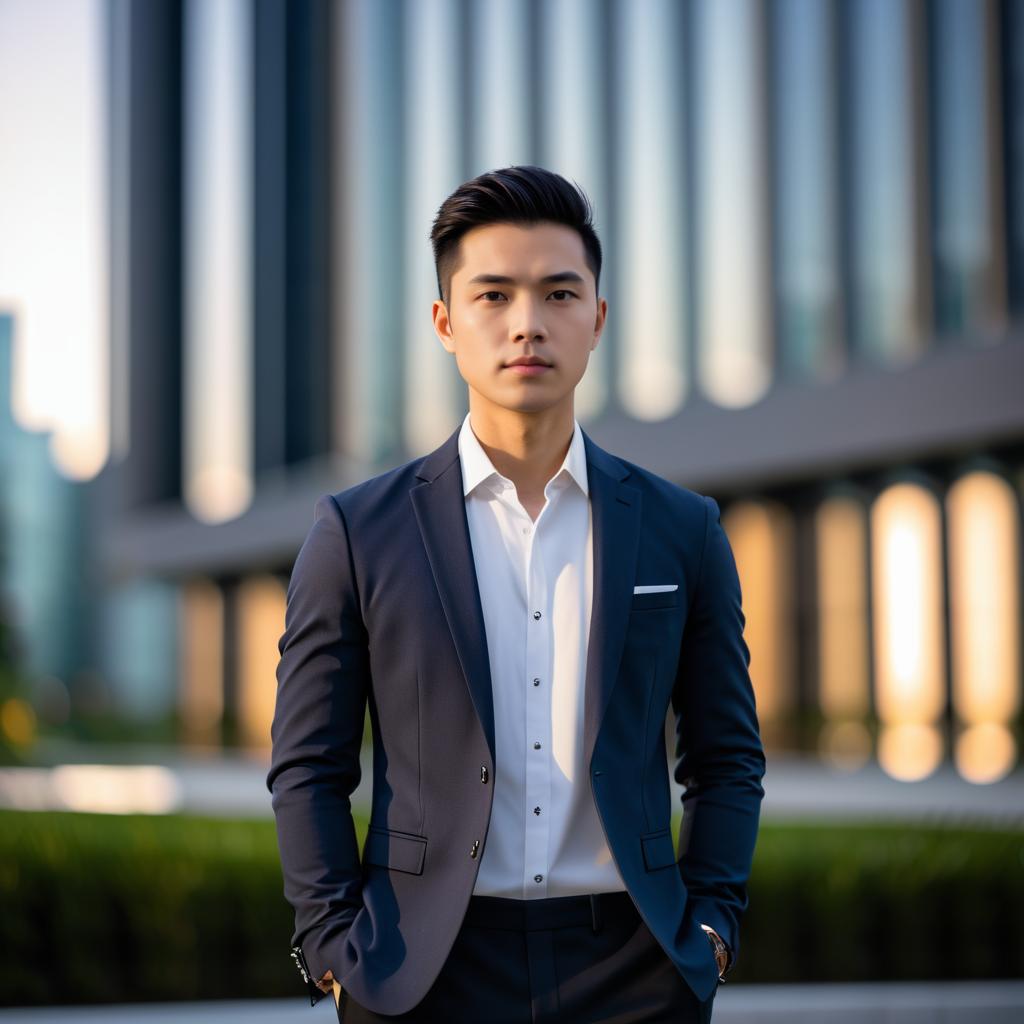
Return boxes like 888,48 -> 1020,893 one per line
3,741 -> 1023,824
1,981 -> 1022,1022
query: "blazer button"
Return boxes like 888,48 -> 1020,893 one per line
480,766 -> 489,783
470,839 -> 480,858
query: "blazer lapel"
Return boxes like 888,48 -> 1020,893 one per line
581,430 -> 642,772
408,423 -> 642,774
410,425 -> 497,763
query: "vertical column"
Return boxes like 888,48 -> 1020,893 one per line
469,0 -> 532,172
402,0 -> 466,453
106,0 -> 182,507
538,0 -> 611,422
930,0 -> 1007,338
614,0 -> 689,421
183,0 -> 253,522
693,0 -> 772,408
332,0 -> 406,464
844,0 -> 931,364
253,0 -> 334,475
772,0 -> 844,383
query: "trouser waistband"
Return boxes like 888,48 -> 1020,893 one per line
463,889 -> 637,933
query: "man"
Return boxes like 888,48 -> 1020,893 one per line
267,165 -> 766,1023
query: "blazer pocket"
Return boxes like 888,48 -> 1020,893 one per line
631,590 -> 680,611
640,827 -> 677,871
363,826 -> 428,875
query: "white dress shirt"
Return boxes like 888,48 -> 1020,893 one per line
458,411 -> 627,899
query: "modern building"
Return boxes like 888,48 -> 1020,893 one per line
26,0 -> 1022,782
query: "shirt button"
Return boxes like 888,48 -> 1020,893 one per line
534,874 -> 543,883
533,677 -> 540,686
533,741 -> 541,749
522,526 -> 530,534
480,766 -> 489,783
533,611 -> 541,620
533,806 -> 541,815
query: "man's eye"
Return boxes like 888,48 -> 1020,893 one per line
481,291 -> 506,301
550,290 -> 576,300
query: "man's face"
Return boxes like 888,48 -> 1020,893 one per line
432,221 -> 606,416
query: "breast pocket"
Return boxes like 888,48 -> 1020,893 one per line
630,590 -> 680,612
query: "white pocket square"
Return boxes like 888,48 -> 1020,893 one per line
633,584 -> 678,593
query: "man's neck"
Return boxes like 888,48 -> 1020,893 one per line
467,398 -> 576,506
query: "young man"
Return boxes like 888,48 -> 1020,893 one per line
267,165 -> 766,1023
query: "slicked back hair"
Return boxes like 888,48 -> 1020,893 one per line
430,165 -> 602,310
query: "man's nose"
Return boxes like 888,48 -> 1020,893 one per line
510,295 -> 547,342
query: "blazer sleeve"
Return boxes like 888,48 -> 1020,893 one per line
266,493 -> 370,1001
671,494 -> 767,971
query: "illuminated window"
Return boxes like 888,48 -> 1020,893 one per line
236,574 -> 287,751
179,579 -> 224,748
946,469 -> 1021,782
870,482 -> 946,780
721,499 -> 796,750
815,493 -> 872,769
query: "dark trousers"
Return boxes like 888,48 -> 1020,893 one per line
336,889 -> 717,1023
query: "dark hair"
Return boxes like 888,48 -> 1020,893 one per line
430,165 -> 602,309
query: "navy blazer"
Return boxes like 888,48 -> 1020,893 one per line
267,421 -> 766,1014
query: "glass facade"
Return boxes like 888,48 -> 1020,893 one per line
5,0 -> 1015,776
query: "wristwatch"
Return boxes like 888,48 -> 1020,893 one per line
700,924 -> 732,984
290,945 -> 329,1007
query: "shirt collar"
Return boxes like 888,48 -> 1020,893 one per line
457,411 -> 589,498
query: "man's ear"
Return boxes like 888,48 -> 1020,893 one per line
432,299 -> 456,355
591,297 -> 607,349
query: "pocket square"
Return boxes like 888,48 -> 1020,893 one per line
633,584 -> 678,593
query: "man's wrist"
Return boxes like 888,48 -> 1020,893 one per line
700,923 -> 732,980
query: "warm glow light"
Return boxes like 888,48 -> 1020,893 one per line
819,720 -> 872,770
815,495 -> 871,770
51,764 -> 181,815
236,575 -> 287,750
179,580 -> 225,747
946,470 -> 1020,782
722,500 -> 796,746
0,698 -> 37,747
0,0 -> 109,480
871,482 -> 946,780
955,723 -> 1017,785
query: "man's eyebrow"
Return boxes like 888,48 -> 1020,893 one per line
466,271 -> 586,286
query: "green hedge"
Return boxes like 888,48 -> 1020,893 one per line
2,809 -> 1021,1006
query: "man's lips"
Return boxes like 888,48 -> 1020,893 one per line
503,357 -> 552,376
503,363 -> 552,376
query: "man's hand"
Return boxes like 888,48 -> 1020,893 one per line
316,969 -> 337,1000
